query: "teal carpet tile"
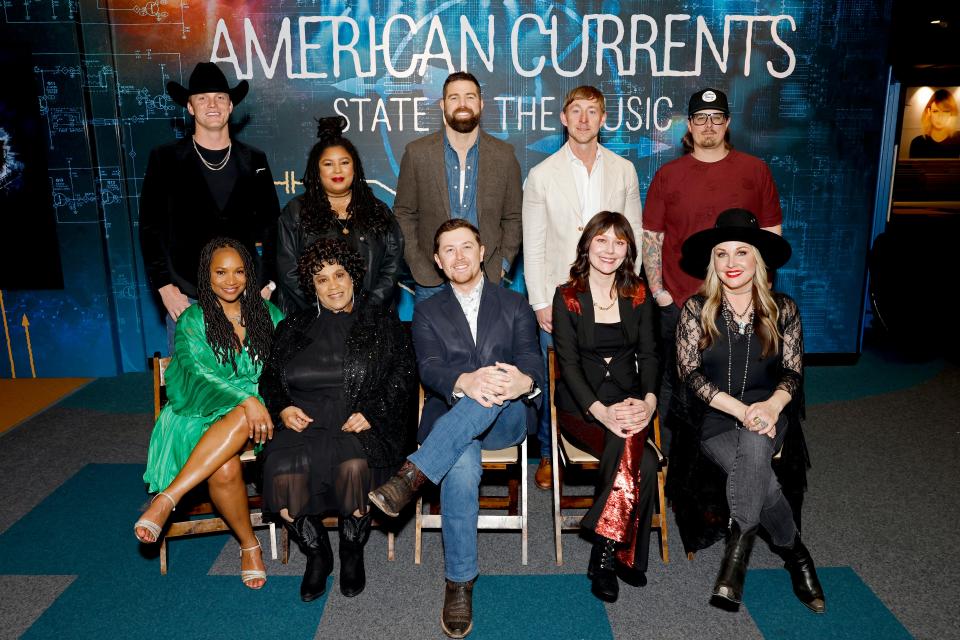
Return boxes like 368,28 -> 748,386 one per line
743,567 -> 913,640
472,574 -> 613,639
0,464 -> 326,639
56,373 -> 153,414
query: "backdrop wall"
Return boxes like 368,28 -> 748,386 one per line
0,0 -> 891,377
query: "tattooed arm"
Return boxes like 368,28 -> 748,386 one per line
641,229 -> 673,307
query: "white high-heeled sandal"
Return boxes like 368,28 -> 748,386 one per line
240,543 -> 267,589
134,491 -> 176,544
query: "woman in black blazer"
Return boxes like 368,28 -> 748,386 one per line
551,211 -> 659,604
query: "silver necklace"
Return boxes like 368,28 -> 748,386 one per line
723,297 -> 754,334
193,137 -> 231,171
723,305 -> 751,428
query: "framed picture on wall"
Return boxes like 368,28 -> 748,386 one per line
892,85 -> 960,213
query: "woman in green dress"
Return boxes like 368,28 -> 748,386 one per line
134,237 -> 284,589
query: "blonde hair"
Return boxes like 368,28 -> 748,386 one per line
562,85 -> 605,113
699,246 -> 781,358
921,89 -> 958,136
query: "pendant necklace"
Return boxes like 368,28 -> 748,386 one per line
724,305 -> 752,429
723,296 -> 754,335
193,137 -> 231,171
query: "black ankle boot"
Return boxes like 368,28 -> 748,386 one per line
338,511 -> 372,597
772,533 -> 826,613
712,521 -> 757,607
286,514 -> 333,602
589,535 -> 619,603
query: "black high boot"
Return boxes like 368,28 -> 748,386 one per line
588,535 -> 619,603
772,533 -> 826,613
338,511 -> 372,597
712,521 -> 757,607
286,514 -> 333,602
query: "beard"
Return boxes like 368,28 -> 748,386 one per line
445,107 -> 481,133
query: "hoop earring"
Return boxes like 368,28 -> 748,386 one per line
316,294 -> 322,317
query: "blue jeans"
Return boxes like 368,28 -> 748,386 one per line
536,329 -> 553,459
414,284 -> 444,304
408,398 -> 527,582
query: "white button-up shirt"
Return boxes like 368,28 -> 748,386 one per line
565,142 -> 604,226
451,277 -> 484,344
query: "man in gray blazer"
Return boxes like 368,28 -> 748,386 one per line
394,71 -> 523,302
521,85 -> 642,488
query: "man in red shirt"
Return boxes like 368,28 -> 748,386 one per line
642,88 -> 783,453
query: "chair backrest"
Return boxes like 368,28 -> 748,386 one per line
152,353 -> 171,422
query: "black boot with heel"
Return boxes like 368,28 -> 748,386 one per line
712,521 -> 757,608
772,533 -> 826,613
286,514 -> 333,602
588,535 -> 620,603
338,511 -> 372,597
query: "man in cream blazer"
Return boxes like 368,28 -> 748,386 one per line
522,85 -> 642,488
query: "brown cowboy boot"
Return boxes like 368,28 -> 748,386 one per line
368,460 -> 428,517
441,577 -> 476,638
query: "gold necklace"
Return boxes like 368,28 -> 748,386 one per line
593,296 -> 617,311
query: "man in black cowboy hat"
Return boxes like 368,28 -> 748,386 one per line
640,87 -> 784,455
139,62 -> 280,351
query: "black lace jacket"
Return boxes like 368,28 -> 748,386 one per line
666,292 -> 810,554
258,296 -> 416,469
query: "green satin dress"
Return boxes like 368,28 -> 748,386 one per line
143,300 -> 285,492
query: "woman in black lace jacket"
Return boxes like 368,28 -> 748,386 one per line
258,238 -> 414,602
666,209 -> 825,613
276,116 -> 404,313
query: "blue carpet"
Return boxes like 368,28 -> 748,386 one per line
472,574 -> 613,639
0,464 -> 326,639
805,352 -> 942,406
56,373 -> 153,414
743,567 -> 913,640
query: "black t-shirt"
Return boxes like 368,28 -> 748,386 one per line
909,133 -> 960,159
194,143 -> 239,210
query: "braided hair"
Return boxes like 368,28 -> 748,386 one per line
300,116 -> 390,237
196,237 -> 274,373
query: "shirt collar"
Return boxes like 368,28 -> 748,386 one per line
564,141 -> 602,167
443,128 -> 480,154
451,277 -> 484,304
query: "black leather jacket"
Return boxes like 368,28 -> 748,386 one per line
275,194 -> 404,314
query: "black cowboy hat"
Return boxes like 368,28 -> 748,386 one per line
681,208 -> 792,277
167,62 -> 249,108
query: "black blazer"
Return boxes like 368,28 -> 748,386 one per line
412,280 -> 544,443
275,194 -> 404,314
551,283 -> 659,418
258,297 -> 416,468
139,138 -> 281,298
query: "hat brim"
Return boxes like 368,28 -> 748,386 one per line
166,80 -> 250,108
680,227 -> 791,278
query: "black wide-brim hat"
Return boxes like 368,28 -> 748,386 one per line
167,62 -> 249,108
681,208 -> 792,277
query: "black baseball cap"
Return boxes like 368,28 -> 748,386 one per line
688,88 -> 729,116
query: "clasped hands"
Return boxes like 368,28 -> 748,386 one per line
741,400 -> 780,438
279,405 -> 371,434
591,398 -> 654,438
456,362 -> 532,408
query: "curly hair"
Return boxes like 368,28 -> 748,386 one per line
299,116 -> 391,237
566,211 -> 645,299
296,238 -> 366,299
196,237 -> 274,373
